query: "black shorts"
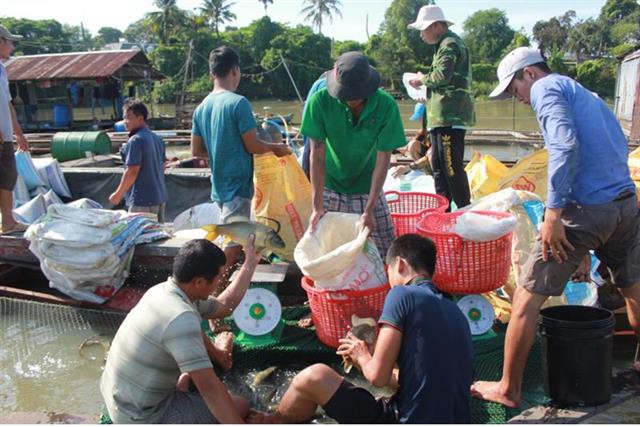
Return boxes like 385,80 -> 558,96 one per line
0,141 -> 17,191
322,380 -> 398,424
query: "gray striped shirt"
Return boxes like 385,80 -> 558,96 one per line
100,278 -> 218,423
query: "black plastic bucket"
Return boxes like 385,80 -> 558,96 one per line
539,305 -> 615,406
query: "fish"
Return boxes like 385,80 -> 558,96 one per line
202,219 -> 286,253
342,315 -> 377,374
252,366 -> 279,387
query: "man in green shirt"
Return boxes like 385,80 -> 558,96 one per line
301,52 -> 406,257
408,5 -> 475,209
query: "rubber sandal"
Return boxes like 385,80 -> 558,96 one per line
1,222 -> 29,235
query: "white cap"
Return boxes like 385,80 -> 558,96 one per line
407,5 -> 454,31
489,47 -> 545,98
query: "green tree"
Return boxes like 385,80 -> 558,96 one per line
199,0 -> 236,35
575,58 -> 617,99
261,25 -> 333,97
332,40 -> 365,59
600,0 -> 639,26
369,0 -> 434,90
0,17 -> 75,54
532,10 -> 575,52
567,18 -> 607,62
258,0 -> 274,15
301,0 -> 343,35
501,30 -> 530,57
94,27 -> 123,48
462,9 -> 514,64
146,0 -> 188,44
123,18 -> 156,48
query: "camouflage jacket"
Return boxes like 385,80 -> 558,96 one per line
420,30 -> 476,128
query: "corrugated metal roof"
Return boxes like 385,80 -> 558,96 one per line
3,49 -> 164,81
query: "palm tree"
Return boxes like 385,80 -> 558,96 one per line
301,0 -> 343,35
200,0 -> 236,35
146,0 -> 187,44
258,0 -> 274,15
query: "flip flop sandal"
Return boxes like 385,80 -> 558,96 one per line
0,222 -> 29,235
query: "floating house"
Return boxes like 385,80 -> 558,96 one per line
4,49 -> 164,131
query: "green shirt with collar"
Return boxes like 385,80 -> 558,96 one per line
300,88 -> 406,195
420,30 -> 476,129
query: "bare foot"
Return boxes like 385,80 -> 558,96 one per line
633,361 -> 640,374
246,409 -> 284,424
209,331 -> 234,371
209,318 -> 232,333
470,381 -> 521,408
176,373 -> 190,392
297,315 -> 313,328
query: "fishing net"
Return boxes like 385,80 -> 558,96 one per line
0,297 -> 547,424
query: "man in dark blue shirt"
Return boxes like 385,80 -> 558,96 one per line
249,234 -> 474,424
109,99 -> 167,222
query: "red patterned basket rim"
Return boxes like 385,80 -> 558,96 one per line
417,210 -> 515,237
301,277 -> 390,298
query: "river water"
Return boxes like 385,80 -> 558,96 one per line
154,98 -> 540,132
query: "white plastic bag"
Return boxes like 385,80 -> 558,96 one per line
294,212 -> 387,291
173,202 -> 222,231
453,211 -> 517,242
402,72 -> 427,101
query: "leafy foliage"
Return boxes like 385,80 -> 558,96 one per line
463,9 -> 514,64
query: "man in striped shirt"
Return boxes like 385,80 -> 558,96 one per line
100,237 -> 259,423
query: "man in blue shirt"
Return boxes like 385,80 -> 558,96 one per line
109,100 -> 167,222
248,234 -> 474,424
472,47 -> 640,408
191,46 -> 290,275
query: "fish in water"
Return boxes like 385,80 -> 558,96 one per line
342,315 -> 377,374
252,366 -> 279,387
202,220 -> 285,253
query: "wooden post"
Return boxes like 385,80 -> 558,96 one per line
66,81 -> 75,130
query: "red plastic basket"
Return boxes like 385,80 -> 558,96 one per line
416,210 -> 513,294
385,191 -> 449,236
301,277 -> 390,348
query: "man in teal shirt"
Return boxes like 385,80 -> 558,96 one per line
301,52 -> 406,257
191,46 -> 289,276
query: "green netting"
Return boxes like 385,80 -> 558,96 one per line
470,324 -> 549,423
100,309 -> 549,424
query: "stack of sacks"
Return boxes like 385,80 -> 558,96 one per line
25,204 -> 170,303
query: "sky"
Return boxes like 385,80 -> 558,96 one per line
2,0 -> 606,43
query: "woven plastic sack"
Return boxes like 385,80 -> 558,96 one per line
294,212 -> 386,291
498,149 -> 548,201
12,175 -> 29,207
253,153 -> 312,261
13,194 -> 47,224
32,157 -> 72,198
15,150 -> 46,190
465,152 -> 509,200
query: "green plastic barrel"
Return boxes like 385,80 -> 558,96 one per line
51,131 -> 112,162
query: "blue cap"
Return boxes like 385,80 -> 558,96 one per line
409,103 -> 425,121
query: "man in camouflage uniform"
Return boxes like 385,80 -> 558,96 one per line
408,5 -> 475,209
